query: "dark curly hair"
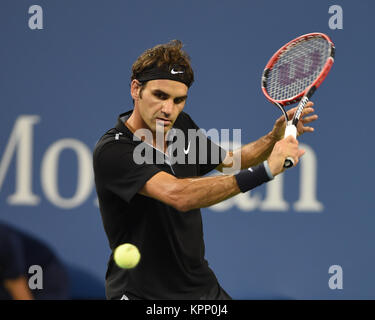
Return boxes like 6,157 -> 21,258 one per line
131,40 -> 194,87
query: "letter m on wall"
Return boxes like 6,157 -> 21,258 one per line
0,115 -> 40,205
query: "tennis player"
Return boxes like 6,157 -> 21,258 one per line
93,40 -> 317,300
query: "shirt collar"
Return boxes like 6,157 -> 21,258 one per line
114,110 -> 134,140
115,109 -> 179,142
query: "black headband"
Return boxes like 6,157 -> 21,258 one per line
136,64 -> 192,88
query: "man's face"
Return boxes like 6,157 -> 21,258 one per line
133,79 -> 188,133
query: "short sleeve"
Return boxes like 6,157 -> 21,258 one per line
94,142 -> 162,203
183,113 -> 227,176
0,226 -> 26,280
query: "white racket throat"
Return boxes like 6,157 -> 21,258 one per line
283,121 -> 297,168
284,121 -> 297,139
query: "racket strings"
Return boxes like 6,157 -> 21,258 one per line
266,37 -> 331,102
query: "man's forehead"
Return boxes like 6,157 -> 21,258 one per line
147,79 -> 188,96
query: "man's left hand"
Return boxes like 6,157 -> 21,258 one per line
270,101 -> 318,141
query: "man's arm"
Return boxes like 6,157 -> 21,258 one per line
139,171 -> 240,212
139,136 -> 304,212
4,276 -> 34,300
216,103 -> 318,173
216,131 -> 276,173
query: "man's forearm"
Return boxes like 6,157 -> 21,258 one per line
169,174 -> 241,212
237,131 -> 277,168
4,276 -> 34,300
219,131 -> 277,172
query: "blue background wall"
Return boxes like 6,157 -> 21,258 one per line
1,0 -> 374,299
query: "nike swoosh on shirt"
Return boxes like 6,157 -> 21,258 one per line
183,141 -> 191,154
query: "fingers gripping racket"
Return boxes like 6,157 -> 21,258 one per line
261,33 -> 335,168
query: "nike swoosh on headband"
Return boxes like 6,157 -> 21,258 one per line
171,68 -> 184,74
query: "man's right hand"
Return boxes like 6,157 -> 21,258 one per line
267,135 -> 305,176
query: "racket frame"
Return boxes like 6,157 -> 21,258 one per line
261,32 -> 335,168
261,32 -> 335,110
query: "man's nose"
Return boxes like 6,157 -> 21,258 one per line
161,99 -> 174,117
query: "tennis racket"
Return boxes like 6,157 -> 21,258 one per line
261,32 -> 335,168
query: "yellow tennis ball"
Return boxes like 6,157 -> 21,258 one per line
114,243 -> 141,269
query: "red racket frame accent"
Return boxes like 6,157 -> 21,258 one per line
262,32 -> 335,106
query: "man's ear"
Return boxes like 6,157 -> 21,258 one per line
130,79 -> 142,101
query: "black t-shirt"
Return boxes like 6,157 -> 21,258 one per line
93,110 -> 226,299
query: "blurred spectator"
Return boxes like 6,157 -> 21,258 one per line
0,222 -> 69,300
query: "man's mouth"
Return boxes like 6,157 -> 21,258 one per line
156,118 -> 172,125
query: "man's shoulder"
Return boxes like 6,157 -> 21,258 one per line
93,128 -> 135,160
177,111 -> 191,122
175,111 -> 196,129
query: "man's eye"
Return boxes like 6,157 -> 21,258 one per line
155,92 -> 167,99
174,98 -> 185,104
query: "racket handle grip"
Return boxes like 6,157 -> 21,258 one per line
283,122 -> 297,168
